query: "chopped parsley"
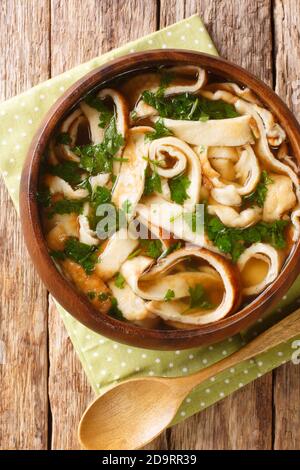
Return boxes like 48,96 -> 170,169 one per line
205,208 -> 289,262
122,199 -> 132,214
108,297 -> 124,321
36,188 -> 51,207
49,250 -> 66,261
127,248 -> 142,260
48,161 -> 82,186
184,207 -> 203,233
74,116 -> 124,175
56,132 -> 72,145
87,186 -> 112,231
169,174 -> 191,205
114,272 -> 126,289
159,241 -> 182,259
139,239 -> 163,259
143,168 -> 162,196
164,289 -> 175,302
63,237 -> 98,274
142,91 -> 239,121
98,292 -> 109,301
130,110 -> 138,121
47,198 -> 84,217
87,291 -> 96,300
84,92 -> 113,128
188,284 -> 213,309
145,119 -> 173,142
242,171 -> 273,208
92,186 -> 112,205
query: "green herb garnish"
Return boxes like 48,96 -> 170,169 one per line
139,239 -> 163,259
88,186 -> 112,231
48,198 -> 84,217
130,110 -> 138,121
189,284 -> 213,309
142,91 -> 239,121
48,161 -> 82,186
122,199 -> 132,214
242,171 -> 273,207
169,174 -> 191,205
87,291 -> 96,300
56,132 -> 72,145
84,93 -> 113,128
49,250 -> 66,261
127,248 -> 142,260
92,186 -> 112,206
205,208 -> 289,262
143,168 -> 162,196
98,292 -> 109,301
114,272 -> 126,289
145,118 -> 173,142
108,297 -> 124,321
184,207 -> 203,233
159,242 -> 182,259
164,289 -> 175,302
75,116 -> 124,175
64,237 -> 98,274
36,188 -> 51,207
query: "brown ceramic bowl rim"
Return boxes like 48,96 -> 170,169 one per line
20,49 -> 300,350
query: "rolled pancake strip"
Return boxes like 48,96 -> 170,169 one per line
207,204 -> 262,228
200,88 -> 286,146
81,87 -> 129,175
59,109 -> 83,162
158,115 -> 254,147
148,136 -> 201,207
108,280 -> 151,321
44,174 -> 89,200
120,247 -> 241,325
78,214 -> 99,246
198,145 -> 261,204
112,126 -> 152,219
204,82 -> 262,105
291,207 -> 300,241
234,99 -> 300,199
95,228 -> 139,281
137,195 -> 205,247
133,66 -> 207,119
237,243 -> 282,296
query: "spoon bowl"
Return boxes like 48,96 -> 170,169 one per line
78,308 -> 300,450
78,379 -> 183,450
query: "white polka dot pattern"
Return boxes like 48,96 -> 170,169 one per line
0,14 -> 299,428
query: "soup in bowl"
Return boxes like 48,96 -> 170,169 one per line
20,51 -> 300,349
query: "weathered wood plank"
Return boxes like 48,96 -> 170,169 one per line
49,0 -> 160,450
160,0 -> 273,83
159,0 -> 274,450
273,0 -> 300,449
168,376 -> 273,450
0,0 -> 50,450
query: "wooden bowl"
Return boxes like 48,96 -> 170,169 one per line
20,50 -> 300,350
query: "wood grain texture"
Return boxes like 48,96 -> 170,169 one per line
161,0 -> 273,84
0,0 -> 300,450
160,0 -> 273,450
273,0 -> 300,449
168,376 -> 273,450
48,298 -> 94,450
48,0 -> 159,450
0,0 -> 50,450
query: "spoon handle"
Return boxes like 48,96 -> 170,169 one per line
178,307 -> 300,392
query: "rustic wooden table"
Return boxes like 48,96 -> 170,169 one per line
1,0 -> 300,450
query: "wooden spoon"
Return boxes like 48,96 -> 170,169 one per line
78,308 -> 300,450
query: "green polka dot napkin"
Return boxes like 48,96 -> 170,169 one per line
1,14 -> 300,426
